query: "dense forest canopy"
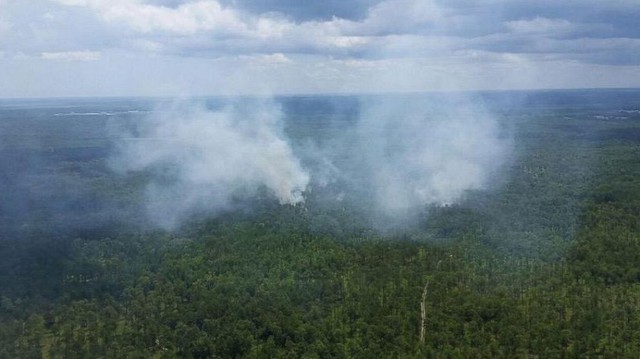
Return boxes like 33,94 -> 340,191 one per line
1,89 -> 640,358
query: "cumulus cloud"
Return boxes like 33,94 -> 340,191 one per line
102,1 -> 247,35
0,0 -> 638,96
27,0 -> 639,67
36,0 -> 445,58
49,0 -> 287,37
355,0 -> 442,35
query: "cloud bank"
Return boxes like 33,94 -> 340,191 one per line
0,0 -> 639,96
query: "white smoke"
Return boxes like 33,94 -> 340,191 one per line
301,94 -> 512,222
356,95 -> 510,214
109,94 -> 510,230
110,99 -> 309,228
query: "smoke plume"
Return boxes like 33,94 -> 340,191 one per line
110,93 -> 510,230
354,95 -> 510,213
290,93 -> 513,229
110,99 -> 309,229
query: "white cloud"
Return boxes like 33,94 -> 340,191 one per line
0,0 -> 635,97
358,0 -> 442,34
102,1 -> 246,35
43,0 -> 445,56
325,36 -> 370,48
253,15 -> 292,39
49,0 -> 273,37
41,50 -> 101,61
506,17 -> 573,34
238,53 -> 293,66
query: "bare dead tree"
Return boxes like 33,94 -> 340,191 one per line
420,259 -> 442,345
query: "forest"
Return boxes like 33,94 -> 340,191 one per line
1,91 -> 640,358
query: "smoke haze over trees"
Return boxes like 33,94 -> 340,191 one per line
2,0 -> 640,357
2,90 -> 640,357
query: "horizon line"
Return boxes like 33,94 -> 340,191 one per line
1,86 -> 640,102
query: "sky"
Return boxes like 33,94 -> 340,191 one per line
0,0 -> 639,97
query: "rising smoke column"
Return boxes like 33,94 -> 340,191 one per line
300,93 -> 512,225
110,99 -> 309,229
356,95 -> 511,214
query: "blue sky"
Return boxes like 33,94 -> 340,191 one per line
1,0 -> 639,97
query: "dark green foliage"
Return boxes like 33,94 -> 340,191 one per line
3,97 -> 640,358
